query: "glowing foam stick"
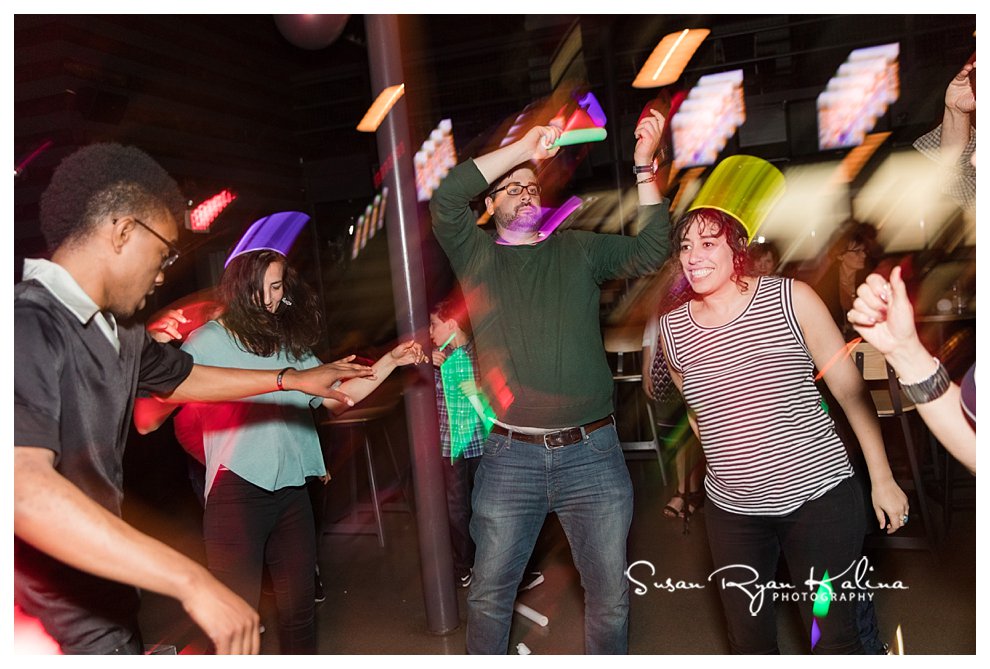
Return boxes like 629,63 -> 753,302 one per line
551,127 -> 607,148
439,332 -> 457,351
537,196 -> 583,238
513,602 -> 548,627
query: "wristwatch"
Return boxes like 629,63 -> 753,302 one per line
899,358 -> 951,404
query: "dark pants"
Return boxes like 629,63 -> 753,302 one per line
204,470 -> 317,654
442,454 -> 481,576
705,477 -> 868,654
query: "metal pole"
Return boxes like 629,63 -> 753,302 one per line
365,13 -> 459,635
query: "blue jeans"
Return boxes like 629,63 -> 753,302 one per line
705,477 -> 868,654
467,423 -> 633,654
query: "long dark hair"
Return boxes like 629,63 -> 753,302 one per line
218,250 -> 322,361
671,208 -> 751,294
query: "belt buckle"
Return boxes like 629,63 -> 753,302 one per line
543,427 -> 579,450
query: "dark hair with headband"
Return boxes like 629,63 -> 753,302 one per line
218,250 -> 322,360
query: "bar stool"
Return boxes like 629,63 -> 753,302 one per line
318,399 -> 407,548
603,324 -> 667,486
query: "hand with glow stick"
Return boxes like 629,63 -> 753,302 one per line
550,127 -> 608,148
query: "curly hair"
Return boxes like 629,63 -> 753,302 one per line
39,143 -> 185,252
218,250 -> 323,361
671,208 -> 751,294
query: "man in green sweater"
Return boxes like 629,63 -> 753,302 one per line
430,113 -> 670,654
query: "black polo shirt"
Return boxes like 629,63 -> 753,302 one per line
14,278 -> 194,653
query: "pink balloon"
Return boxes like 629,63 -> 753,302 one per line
274,15 -> 349,50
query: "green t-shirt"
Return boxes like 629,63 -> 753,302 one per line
178,320 -> 325,500
430,159 -> 671,428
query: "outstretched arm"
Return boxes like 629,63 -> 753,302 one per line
134,356 -> 377,434
323,341 -> 428,414
848,267 -> 975,473
14,446 -> 260,653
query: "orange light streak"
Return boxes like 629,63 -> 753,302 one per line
356,84 -> 405,132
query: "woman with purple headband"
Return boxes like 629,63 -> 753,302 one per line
137,244 -> 425,653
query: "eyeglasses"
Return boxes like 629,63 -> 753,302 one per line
489,182 -> 541,198
117,217 -> 181,271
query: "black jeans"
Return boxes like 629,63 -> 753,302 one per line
705,477 -> 868,654
442,454 -> 481,576
204,470 -> 317,654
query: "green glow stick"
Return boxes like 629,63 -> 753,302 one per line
551,127 -> 607,148
439,332 -> 457,351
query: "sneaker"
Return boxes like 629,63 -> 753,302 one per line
314,570 -> 326,604
519,570 -> 544,591
458,569 -> 473,589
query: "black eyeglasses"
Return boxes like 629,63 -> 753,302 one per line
489,182 -> 541,198
116,217 -> 181,271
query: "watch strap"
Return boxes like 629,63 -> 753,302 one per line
899,358 -> 951,404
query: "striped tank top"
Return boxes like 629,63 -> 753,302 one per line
660,276 -> 854,516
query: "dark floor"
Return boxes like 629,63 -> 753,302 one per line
130,419 -> 977,656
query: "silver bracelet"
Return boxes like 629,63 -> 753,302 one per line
899,358 -> 950,404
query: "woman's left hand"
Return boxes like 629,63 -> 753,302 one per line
390,340 -> 428,366
871,477 -> 910,534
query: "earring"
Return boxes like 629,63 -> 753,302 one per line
281,296 -> 293,307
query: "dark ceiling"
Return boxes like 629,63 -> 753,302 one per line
13,14 -> 975,343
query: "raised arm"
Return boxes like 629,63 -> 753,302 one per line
940,61 -> 976,167
848,267 -> 975,473
792,280 -> 909,534
14,446 -> 260,653
473,125 -> 562,184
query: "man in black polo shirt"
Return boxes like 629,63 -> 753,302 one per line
14,143 -> 373,654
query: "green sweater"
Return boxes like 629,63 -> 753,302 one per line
430,159 -> 671,428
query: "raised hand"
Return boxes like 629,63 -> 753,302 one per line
633,109 -> 667,166
521,124 -> 563,162
945,61 -> 975,115
847,266 -> 919,358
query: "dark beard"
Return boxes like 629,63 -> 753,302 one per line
495,204 -> 541,232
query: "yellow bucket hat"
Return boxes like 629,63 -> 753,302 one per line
687,155 -> 785,241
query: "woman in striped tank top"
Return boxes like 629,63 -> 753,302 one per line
658,208 -> 908,654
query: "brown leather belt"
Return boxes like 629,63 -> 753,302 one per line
490,415 -> 615,449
